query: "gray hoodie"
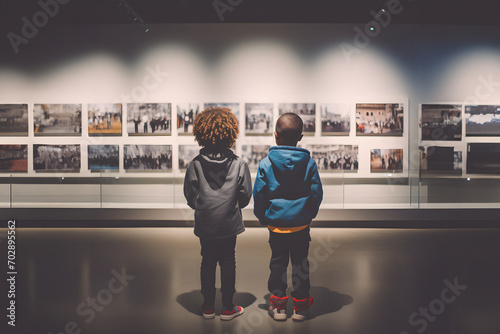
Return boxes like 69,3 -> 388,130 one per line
184,147 -> 252,239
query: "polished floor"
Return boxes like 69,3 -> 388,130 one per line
4,227 -> 500,334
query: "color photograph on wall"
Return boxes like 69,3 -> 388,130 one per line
467,143 -> 500,174
356,103 -> 403,136
245,103 -> 273,135
34,104 -> 82,136
370,149 -> 403,173
320,103 -> 350,135
0,145 -> 28,173
279,103 -> 315,134
127,103 -> 171,135
241,145 -> 270,171
177,103 -> 201,135
421,104 -> 462,141
178,145 -> 200,169
88,145 -> 119,171
33,144 -> 80,172
465,105 -> 500,136
124,145 -> 172,171
305,144 -> 358,172
88,104 -> 122,136
0,104 -> 28,136
204,103 -> 240,120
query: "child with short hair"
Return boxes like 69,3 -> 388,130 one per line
253,113 -> 323,321
184,107 -> 252,320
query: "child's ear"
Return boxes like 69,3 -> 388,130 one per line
274,132 -> 278,140
298,134 -> 303,142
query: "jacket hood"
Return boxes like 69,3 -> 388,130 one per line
268,146 -> 310,175
198,147 -> 236,190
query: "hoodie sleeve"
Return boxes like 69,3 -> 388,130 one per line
183,162 -> 199,210
253,161 -> 269,224
309,160 -> 323,218
238,160 -> 252,209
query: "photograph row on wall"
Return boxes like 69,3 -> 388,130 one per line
0,102 -> 404,137
0,144 -> 405,174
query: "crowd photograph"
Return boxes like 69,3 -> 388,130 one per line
241,145 -> 270,171
33,144 -> 81,172
245,103 -> 273,135
370,149 -> 403,173
178,145 -> 200,169
306,144 -> 359,171
356,103 -> 404,136
124,145 -> 172,171
0,104 -> 28,135
177,103 -> 200,134
127,103 -> 171,135
320,103 -> 350,135
34,104 -> 82,136
88,103 -> 122,136
279,103 -> 316,133
421,104 -> 462,141
0,145 -> 28,173
88,145 -> 119,171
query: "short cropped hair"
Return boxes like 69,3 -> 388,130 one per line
193,107 -> 239,148
276,113 -> 303,144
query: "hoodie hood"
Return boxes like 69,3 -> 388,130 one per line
268,146 -> 310,175
198,147 -> 236,190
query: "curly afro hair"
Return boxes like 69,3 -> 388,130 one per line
193,107 -> 239,149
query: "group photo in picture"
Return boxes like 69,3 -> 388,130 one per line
370,149 -> 403,173
204,103 -> 240,120
245,103 -> 273,135
34,104 -> 82,136
124,145 -> 172,171
306,144 -> 359,171
320,103 -> 350,135
356,103 -> 403,136
241,145 -> 270,170
0,104 -> 28,136
88,103 -> 122,136
0,145 -> 28,173
421,104 -> 462,141
465,105 -> 500,136
33,144 -> 81,172
178,145 -> 200,169
127,103 -> 171,135
88,145 -> 119,171
279,103 -> 316,133
177,103 -> 200,134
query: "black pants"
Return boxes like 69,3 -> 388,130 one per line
200,236 -> 236,309
268,227 -> 311,300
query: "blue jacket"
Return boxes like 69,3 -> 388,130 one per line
253,146 -> 323,228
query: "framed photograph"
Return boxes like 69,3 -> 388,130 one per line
467,143 -> 500,174
245,103 -> 273,135
178,145 -> 200,169
0,145 -> 28,173
177,103 -> 201,135
305,144 -> 358,172
421,104 -> 462,141
241,145 -> 270,171
420,146 -> 455,171
34,104 -> 82,136
279,103 -> 315,134
88,104 -> 122,136
370,149 -> 403,173
465,105 -> 500,137
356,103 -> 403,136
0,104 -> 28,136
33,144 -> 80,173
127,103 -> 171,136
204,103 -> 240,120
454,151 -> 463,172
320,103 -> 350,136
88,145 -> 119,171
124,145 -> 172,171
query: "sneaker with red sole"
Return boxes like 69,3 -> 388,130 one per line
292,296 -> 313,321
268,295 -> 288,321
220,305 -> 244,321
200,304 -> 215,319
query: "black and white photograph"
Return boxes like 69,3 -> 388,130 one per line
305,144 -> 359,172
88,145 -> 119,171
34,104 -> 82,136
204,103 -> 240,120
33,144 -> 81,172
421,104 -> 462,141
356,103 -> 403,136
279,103 -> 315,134
179,145 -> 200,169
320,103 -> 350,135
127,103 -> 171,135
0,145 -> 28,173
245,103 -> 273,135
0,104 -> 28,136
124,145 -> 172,171
420,146 -> 456,171
465,105 -> 500,136
88,103 -> 122,136
454,151 -> 462,171
241,145 -> 270,170
467,143 -> 500,174
177,103 -> 201,135
370,149 -> 403,173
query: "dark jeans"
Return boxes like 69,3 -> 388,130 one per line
200,236 -> 236,309
268,227 -> 311,300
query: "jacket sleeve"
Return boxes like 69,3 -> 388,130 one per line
238,161 -> 252,209
253,162 -> 268,224
309,161 -> 323,218
183,163 -> 199,210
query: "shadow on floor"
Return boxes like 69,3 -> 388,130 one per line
177,290 -> 257,316
258,286 -> 353,319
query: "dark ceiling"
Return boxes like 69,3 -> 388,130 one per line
0,0 -> 499,27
